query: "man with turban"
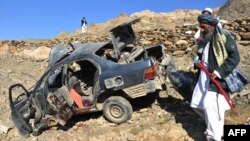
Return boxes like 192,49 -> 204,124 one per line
190,14 -> 240,141
194,8 -> 222,43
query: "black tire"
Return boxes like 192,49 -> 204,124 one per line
103,96 -> 132,124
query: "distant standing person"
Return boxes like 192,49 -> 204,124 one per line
81,17 -> 87,33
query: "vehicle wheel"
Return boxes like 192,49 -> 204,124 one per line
103,96 -> 132,124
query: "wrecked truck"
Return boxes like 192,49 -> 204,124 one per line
9,18 -> 172,137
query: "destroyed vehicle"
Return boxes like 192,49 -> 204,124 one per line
9,18 -> 171,137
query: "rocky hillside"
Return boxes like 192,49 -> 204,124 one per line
0,0 -> 250,141
217,0 -> 250,20
1,11 -> 249,67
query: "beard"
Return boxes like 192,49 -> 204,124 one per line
200,28 -> 214,43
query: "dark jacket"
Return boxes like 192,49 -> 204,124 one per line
197,31 -> 240,93
81,19 -> 87,26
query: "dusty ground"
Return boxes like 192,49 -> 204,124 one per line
0,42 -> 249,141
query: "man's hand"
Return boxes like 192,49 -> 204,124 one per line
211,73 -> 217,80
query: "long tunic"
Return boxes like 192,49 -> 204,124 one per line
190,42 -> 230,112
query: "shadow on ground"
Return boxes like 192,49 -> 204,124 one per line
157,70 -> 207,141
157,94 -> 206,141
